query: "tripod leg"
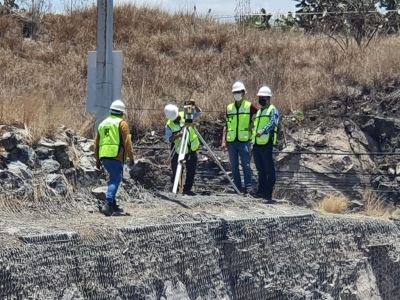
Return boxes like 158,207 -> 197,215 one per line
179,162 -> 185,193
172,127 -> 189,194
194,127 -> 242,195
165,145 -> 175,165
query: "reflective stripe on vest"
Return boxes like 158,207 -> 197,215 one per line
252,105 -> 278,146
166,112 -> 200,154
98,116 -> 122,158
226,100 -> 252,142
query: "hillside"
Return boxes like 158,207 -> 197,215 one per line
1,4 -> 400,299
1,4 -> 400,139
1,3 -> 400,204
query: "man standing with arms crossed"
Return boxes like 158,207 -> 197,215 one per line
221,81 -> 258,194
95,99 -> 135,216
252,86 -> 280,203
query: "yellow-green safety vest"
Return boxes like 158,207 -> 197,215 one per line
98,115 -> 122,158
166,112 -> 200,154
226,100 -> 252,142
252,104 -> 278,146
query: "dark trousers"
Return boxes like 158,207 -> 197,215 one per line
171,151 -> 198,191
253,144 -> 276,198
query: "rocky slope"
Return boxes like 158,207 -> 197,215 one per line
1,88 -> 400,209
0,87 -> 400,300
278,85 -> 400,206
131,86 -> 400,207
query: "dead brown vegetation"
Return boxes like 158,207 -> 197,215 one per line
315,190 -> 400,220
359,189 -> 399,220
315,194 -> 349,214
1,4 -> 400,140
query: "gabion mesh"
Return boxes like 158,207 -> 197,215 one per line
0,192 -> 399,300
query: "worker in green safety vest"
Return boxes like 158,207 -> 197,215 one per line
164,100 -> 202,195
94,100 -> 135,216
221,81 -> 258,194
251,86 -> 280,203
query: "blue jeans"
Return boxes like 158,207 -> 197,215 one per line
252,144 -> 276,198
101,158 -> 123,204
227,141 -> 253,190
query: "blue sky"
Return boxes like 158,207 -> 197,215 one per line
52,0 -> 297,18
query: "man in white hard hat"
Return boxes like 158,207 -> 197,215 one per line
94,99 -> 135,216
251,86 -> 280,203
164,100 -> 202,195
221,81 -> 258,194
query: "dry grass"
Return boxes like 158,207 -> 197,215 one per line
315,190 -> 400,220
315,194 -> 349,214
358,189 -> 399,220
1,4 -> 400,140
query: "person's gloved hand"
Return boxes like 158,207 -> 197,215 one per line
128,160 -> 135,167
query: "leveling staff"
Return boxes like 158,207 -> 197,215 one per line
164,100 -> 202,196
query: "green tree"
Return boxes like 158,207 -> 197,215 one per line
234,7 -> 273,30
274,12 -> 300,31
379,0 -> 400,33
291,0 -> 400,49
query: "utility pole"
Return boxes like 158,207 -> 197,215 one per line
86,0 -> 123,136
95,0 -> 114,130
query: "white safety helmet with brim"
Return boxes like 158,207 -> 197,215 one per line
257,86 -> 273,97
110,99 -> 126,113
232,81 -> 247,93
164,104 -> 179,121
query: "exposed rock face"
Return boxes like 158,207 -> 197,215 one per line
131,118 -> 400,207
0,126 -> 174,209
127,86 -> 400,207
2,105 -> 399,208
0,126 -> 104,203
275,87 -> 400,206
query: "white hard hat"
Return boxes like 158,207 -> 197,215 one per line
109,100 -> 126,113
232,81 -> 247,93
164,104 -> 179,121
257,86 -> 273,97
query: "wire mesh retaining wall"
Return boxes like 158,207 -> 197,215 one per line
134,145 -> 400,195
0,212 -> 400,299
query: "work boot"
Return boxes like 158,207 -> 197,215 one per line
253,193 -> 265,198
263,197 -> 276,204
242,188 -> 254,196
112,201 -> 124,213
100,202 -> 113,216
183,190 -> 196,196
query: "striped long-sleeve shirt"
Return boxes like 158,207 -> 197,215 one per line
257,106 -> 280,135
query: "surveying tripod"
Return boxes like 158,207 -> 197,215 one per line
168,102 -> 241,195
